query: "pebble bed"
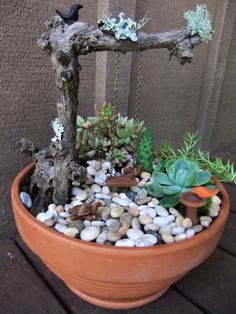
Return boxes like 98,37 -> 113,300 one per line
20,160 -> 222,247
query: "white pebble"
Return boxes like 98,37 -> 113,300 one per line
36,212 -> 54,223
71,200 -> 82,206
83,220 -> 91,228
127,228 -> 144,240
193,224 -> 203,233
185,229 -> 195,238
102,161 -> 111,170
137,179 -> 147,187
80,226 -> 100,241
112,197 -> 130,207
64,227 -> 79,237
140,208 -> 156,218
162,233 -> 174,244
64,204 -> 73,213
167,215 -> 175,223
172,227 -> 185,235
144,223 -> 159,232
48,203 -> 56,211
102,186 -> 110,195
91,184 -> 101,193
175,216 -> 184,227
169,207 -> 181,217
96,230 -> 108,244
91,221 -> 106,227
138,234 -> 157,245
153,217 -> 169,226
159,225 -> 171,235
20,192 -> 32,208
54,223 -> 68,233
135,240 -> 153,247
59,212 -> 70,218
94,172 -> 107,186
175,233 -> 187,242
200,216 -> 212,228
111,206 -> 124,218
147,202 -> 156,208
155,206 -> 169,217
181,218 -> 193,229
120,193 -> 128,199
212,195 -> 221,205
139,215 -> 153,225
87,166 -> 97,176
140,171 -> 152,181
130,186 -> 140,193
115,239 -> 135,247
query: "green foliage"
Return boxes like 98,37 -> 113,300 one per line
184,4 -> 213,42
76,102 -> 145,161
137,129 -> 155,173
98,12 -> 151,42
156,131 -> 236,184
147,159 -> 212,207
106,148 -> 127,166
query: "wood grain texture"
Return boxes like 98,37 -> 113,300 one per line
174,248 -> 236,314
219,212 -> 236,255
0,240 -> 66,314
196,0 -> 236,149
16,236 -> 203,314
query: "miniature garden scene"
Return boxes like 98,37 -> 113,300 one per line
1,1 -> 236,313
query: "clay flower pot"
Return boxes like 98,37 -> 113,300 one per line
11,163 -> 230,310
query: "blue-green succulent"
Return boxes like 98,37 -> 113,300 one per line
147,159 -> 212,207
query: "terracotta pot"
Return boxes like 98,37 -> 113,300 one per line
11,164 -> 230,310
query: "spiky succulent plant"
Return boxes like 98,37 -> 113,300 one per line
137,129 -> 154,173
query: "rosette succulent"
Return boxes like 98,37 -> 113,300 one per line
147,159 -> 212,207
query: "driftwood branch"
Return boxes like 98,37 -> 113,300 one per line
38,17 -> 202,64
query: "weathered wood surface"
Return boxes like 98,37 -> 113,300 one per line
174,248 -> 236,314
219,212 -> 236,255
0,240 -> 66,314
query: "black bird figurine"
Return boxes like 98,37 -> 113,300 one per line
55,4 -> 83,25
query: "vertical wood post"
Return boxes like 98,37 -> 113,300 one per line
196,0 -> 236,149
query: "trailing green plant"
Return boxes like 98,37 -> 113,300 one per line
76,102 -> 145,161
137,129 -> 155,173
98,12 -> 151,41
156,131 -> 236,184
147,159 -> 212,207
184,4 -> 213,42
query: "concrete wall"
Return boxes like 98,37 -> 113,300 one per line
0,0 -> 236,238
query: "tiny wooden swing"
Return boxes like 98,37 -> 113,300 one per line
106,50 -> 144,188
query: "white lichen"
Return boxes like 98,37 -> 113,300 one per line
98,12 -> 151,42
184,4 -> 213,42
51,118 -> 65,143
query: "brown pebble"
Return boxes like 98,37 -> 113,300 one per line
118,225 -> 129,236
107,231 -> 121,242
55,205 -> 64,214
128,207 -> 139,217
68,204 -> 92,217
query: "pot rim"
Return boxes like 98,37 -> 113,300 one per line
11,163 -> 230,256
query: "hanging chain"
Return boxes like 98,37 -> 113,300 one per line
113,51 -> 121,111
132,50 -> 143,176
109,51 -> 121,176
134,50 -> 143,121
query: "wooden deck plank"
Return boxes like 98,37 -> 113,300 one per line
174,248 -> 236,314
218,212 -> 236,256
0,240 -> 66,314
16,237 -> 203,314
224,183 -> 236,214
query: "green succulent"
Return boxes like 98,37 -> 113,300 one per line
76,128 -> 101,159
106,148 -> 127,166
137,129 -> 154,173
147,159 -> 212,207
115,117 -> 145,151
